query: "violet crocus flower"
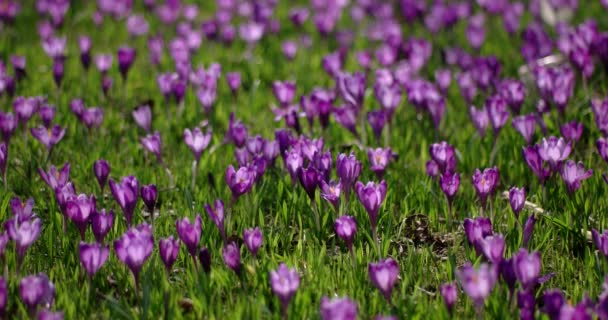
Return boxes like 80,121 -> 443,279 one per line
368,148 -> 394,179
270,263 -> 300,317
355,180 -> 387,242
93,159 -> 110,192
456,263 -> 497,310
30,125 -> 65,151
205,200 -> 225,242
466,14 -> 485,50
513,249 -> 541,290
337,72 -> 366,109
560,121 -> 583,143
65,194 -> 96,240
499,79 -> 526,114
243,227 -> 262,257
440,282 -> 458,315
19,273 -> 55,312
13,97 -> 38,125
140,184 -> 157,214
108,176 -> 139,227
560,160 -> 593,196
10,196 -> 34,221
78,242 -> 109,278
298,166 -> 320,201
320,296 -> 358,320
463,217 -> 493,250
541,289 -> 565,319
11,55 -> 26,81
78,36 -> 91,70
0,143 -> 6,181
183,127 -> 212,163
132,105 -> 152,132
479,234 -> 505,264
5,217 -> 42,269
117,46 -> 136,81
429,142 -> 456,174
225,165 -> 255,201
222,242 -> 241,274
52,60 -> 64,87
512,115 -> 537,145
522,146 -> 551,184
38,310 -> 63,320
114,224 -> 154,285
336,153 -> 362,199
335,215 -> 357,252
440,171 -> 460,205
91,209 -> 114,243
486,95 -> 509,137
469,106 -> 489,137
368,257 -> 399,303
94,54 -> 112,74
140,131 -> 163,162
598,138 -> 608,163
537,136 -> 571,170
176,215 -> 202,262
471,167 -> 500,209
318,180 -> 341,211
509,187 -> 526,219
159,236 -> 180,273
39,105 -> 55,128
0,112 -> 17,142
523,214 -> 536,247
593,229 -> 608,258
226,72 -> 241,95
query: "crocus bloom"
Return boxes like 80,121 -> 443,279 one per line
336,153 -> 362,198
560,121 -> 583,142
176,215 -> 202,259
523,214 -> 535,247
140,131 -> 163,162
225,165 -> 255,200
597,137 -> 608,163
243,227 -> 262,257
273,81 -> 296,107
93,159 -> 110,191
541,289 -> 565,319
78,242 -> 109,277
19,273 -> 55,312
335,215 -> 357,250
512,115 -> 537,145
13,96 -> 38,124
471,167 -> 499,208
440,282 -> 458,315
456,263 -> 497,308
593,229 -> 608,259
114,224 -> 154,283
199,247 -> 211,273
30,125 -> 65,150
368,148 -> 394,179
108,176 -> 139,227
78,36 -> 91,70
5,217 -> 42,267
319,296 -> 358,320
184,127 -> 212,162
38,310 -> 64,320
368,258 -> 400,303
222,242 -> 241,274
0,112 -> 17,142
298,166 -> 319,200
10,196 -> 34,221
537,136 -> 571,170
91,209 -> 114,243
320,180 -> 341,210
509,187 -> 526,219
117,46 -> 136,80
159,236 -> 180,272
226,72 -> 241,94
429,142 -> 456,174
65,194 -> 95,239
463,217 -> 493,249
140,184 -> 157,214
486,95 -> 509,135
522,146 -> 551,184
560,160 -> 593,196
0,143 -> 6,179
355,180 -> 387,231
469,106 -> 489,137
205,200 -> 225,241
132,105 -> 152,132
94,54 -> 112,74
270,263 -> 300,315
479,234 -> 505,264
513,249 -> 541,290
440,171 -> 460,203
39,105 -> 55,128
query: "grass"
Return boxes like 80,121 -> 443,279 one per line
2,0 -> 608,319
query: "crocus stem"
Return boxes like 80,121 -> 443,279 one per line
384,121 -> 390,147
2,169 -> 7,191
191,160 -> 198,191
282,304 -> 288,320
372,227 -> 380,258
311,200 -> 320,233
446,197 -> 453,232
164,290 -> 170,320
476,304 -> 484,320
359,111 -> 367,147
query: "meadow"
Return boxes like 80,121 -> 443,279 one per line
1,0 -> 608,319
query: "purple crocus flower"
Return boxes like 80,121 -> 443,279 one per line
176,215 -> 202,261
270,263 -> 300,317
108,175 -> 139,227
368,148 -> 393,179
225,165 -> 255,201
355,180 -> 387,234
466,14 -> 485,50
0,143 -> 6,180
0,112 -> 17,142
479,234 -> 505,264
117,46 -> 136,80
94,54 -> 112,74
509,187 -> 526,219
560,121 -> 583,143
38,310 -> 64,320
440,282 -> 458,315
159,236 -> 180,273
52,60 -> 64,87
19,273 -> 55,312
319,180 -> 341,210
273,81 -> 296,107
65,194 -> 96,240
336,153 -> 362,199
78,242 -> 109,277
11,55 -> 26,80
471,167 -> 500,208
320,296 -> 358,320
126,14 -> 149,37
5,217 -> 42,268
513,249 -> 541,290
78,36 -> 91,70
597,138 -> 608,163
368,257 -> 399,303
222,242 -> 242,274
243,227 -> 262,257
499,79 -> 526,114
486,95 -> 509,136
463,217 -> 493,249
93,159 -> 110,192
469,106 -> 489,137
91,209 -> 114,243
522,146 -> 551,184
140,184 -> 157,214
132,105 -> 152,132
39,105 -> 55,128
593,229 -> 608,258
337,72 -> 366,109
523,214 -> 536,247
367,110 -> 387,142
114,224 -> 154,284
335,215 -> 357,251
537,136 -> 571,170
205,200 -> 225,242
10,196 -> 34,221
284,149 -> 303,184
298,166 -> 320,201
13,97 -> 38,125
456,263 -> 497,309
541,289 -> 565,319
30,125 -> 66,150
440,171 -> 460,204
512,114 -> 537,145
140,131 -> 163,162
429,142 -> 456,174
226,72 -> 241,95
560,160 -> 593,196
